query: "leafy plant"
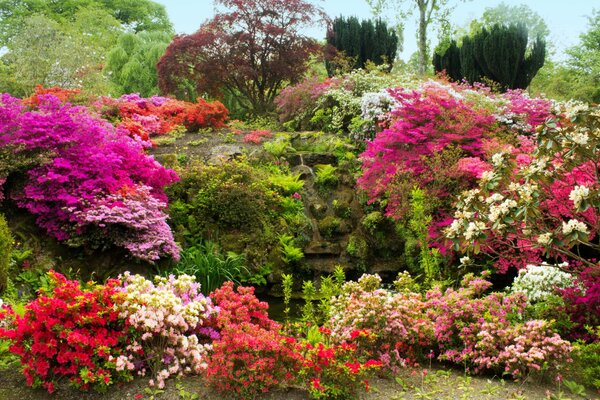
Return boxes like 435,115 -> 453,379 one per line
279,234 -> 304,265
164,241 -> 248,295
314,164 -> 338,187
264,137 -> 295,158
268,172 -> 304,195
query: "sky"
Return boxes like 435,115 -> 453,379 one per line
155,0 -> 595,61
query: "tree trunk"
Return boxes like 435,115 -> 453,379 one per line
418,1 -> 427,75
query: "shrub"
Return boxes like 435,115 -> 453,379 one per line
117,273 -> 217,389
509,263 -> 575,304
327,272 -> 573,379
0,94 -> 179,262
206,282 -> 300,398
299,330 -> 383,399
0,271 -> 130,393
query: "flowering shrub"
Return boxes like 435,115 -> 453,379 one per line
559,267 -> 600,342
445,101 -> 600,273
21,85 -> 82,107
326,273 -> 572,379
328,274 -> 432,371
95,93 -> 228,143
509,263 -> 575,304
117,273 -> 217,389
299,331 -> 383,399
205,282 -> 300,398
0,271 -> 130,393
0,94 -> 179,262
243,129 -> 272,143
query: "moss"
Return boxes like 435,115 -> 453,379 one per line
317,216 -> 341,239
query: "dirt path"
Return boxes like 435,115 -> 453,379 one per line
1,364 -> 597,400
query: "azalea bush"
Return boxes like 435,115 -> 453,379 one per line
95,93 -> 228,144
205,282 -> 301,398
117,273 -> 218,389
0,271 -> 131,393
0,94 -> 179,262
299,329 -> 383,399
326,272 -> 572,379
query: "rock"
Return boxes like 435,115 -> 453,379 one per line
304,241 -> 342,255
286,152 -> 337,167
207,144 -> 243,164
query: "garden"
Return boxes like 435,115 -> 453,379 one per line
0,0 -> 599,399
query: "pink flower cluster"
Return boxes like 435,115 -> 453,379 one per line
327,273 -> 572,378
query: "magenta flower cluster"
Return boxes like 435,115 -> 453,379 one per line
0,94 -> 179,261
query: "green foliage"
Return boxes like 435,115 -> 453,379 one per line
268,172 -> 304,195
167,160 -> 288,269
282,273 -> 294,322
432,39 -> 461,81
0,214 -> 12,293
409,187 -> 442,288
361,211 -> 383,233
263,137 -> 295,158
301,280 -> 317,322
326,16 -> 398,75
346,235 -> 368,269
314,164 -> 338,187
279,234 -> 304,265
570,336 -> 600,390
105,31 -> 173,96
0,13 -> 118,96
162,241 -> 247,295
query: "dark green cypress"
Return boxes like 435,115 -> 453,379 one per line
326,16 -> 398,75
432,40 -> 462,81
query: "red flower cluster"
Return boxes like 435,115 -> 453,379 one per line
22,85 -> 82,107
243,129 -> 272,144
96,94 -> 229,143
204,282 -> 300,398
0,272 -> 131,393
300,329 -> 382,399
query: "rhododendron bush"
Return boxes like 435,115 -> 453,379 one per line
0,94 -> 179,261
445,101 -> 600,332
357,81 -> 553,253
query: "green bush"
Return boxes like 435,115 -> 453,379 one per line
570,337 -> 600,390
318,216 -> 341,239
0,214 -> 13,294
167,160 -> 287,269
279,234 -> 304,265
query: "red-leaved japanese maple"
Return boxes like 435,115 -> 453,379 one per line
157,0 -> 326,114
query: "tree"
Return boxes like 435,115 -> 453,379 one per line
157,0 -> 325,115
326,16 -> 398,75
0,12 -> 119,96
566,9 -> 600,102
105,31 -> 172,96
469,2 -> 550,46
0,0 -> 172,47
366,0 -> 462,75
434,23 -> 545,91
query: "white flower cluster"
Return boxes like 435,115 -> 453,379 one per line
491,152 -> 507,167
360,90 -> 398,122
561,219 -> 589,236
569,129 -> 590,146
536,232 -> 553,246
509,263 -> 574,303
487,198 -> 518,223
561,100 -> 589,120
569,185 -> 590,209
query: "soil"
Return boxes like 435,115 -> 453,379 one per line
1,364 -> 598,400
